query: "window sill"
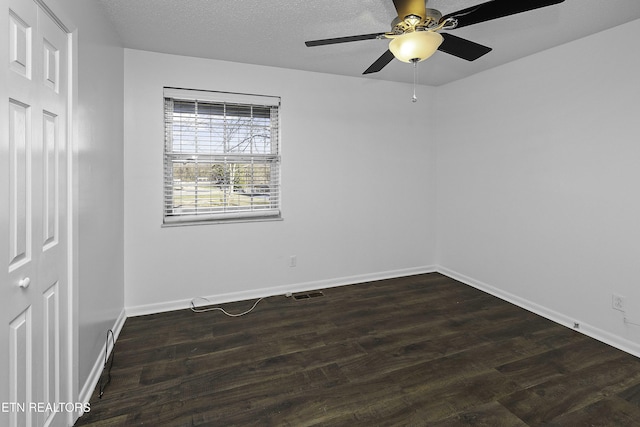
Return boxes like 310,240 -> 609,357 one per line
161,215 -> 283,227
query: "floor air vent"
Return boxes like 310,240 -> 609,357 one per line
293,290 -> 324,300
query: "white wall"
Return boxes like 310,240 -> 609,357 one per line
435,19 -> 640,354
52,0 -> 125,399
124,49 -> 436,312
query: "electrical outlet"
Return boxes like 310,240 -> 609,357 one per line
612,294 -> 625,312
289,255 -> 297,268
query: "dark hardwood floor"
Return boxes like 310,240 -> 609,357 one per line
75,273 -> 640,426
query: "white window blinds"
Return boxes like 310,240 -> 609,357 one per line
163,88 -> 281,224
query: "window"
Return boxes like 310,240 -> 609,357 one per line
163,88 -> 281,224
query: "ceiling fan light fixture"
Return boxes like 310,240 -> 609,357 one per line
388,30 -> 443,63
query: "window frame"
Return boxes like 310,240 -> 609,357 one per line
162,87 -> 281,226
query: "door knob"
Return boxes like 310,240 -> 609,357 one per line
18,277 -> 31,289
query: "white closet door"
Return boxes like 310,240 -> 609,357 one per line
1,0 -> 70,425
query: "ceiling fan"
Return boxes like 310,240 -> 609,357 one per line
305,0 -> 565,75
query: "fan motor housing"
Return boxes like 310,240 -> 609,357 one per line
391,8 -> 442,31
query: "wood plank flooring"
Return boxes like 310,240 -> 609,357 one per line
74,273 -> 640,426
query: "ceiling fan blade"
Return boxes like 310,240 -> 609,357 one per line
441,0 -> 565,29
363,50 -> 395,75
438,33 -> 492,61
305,33 -> 385,47
392,0 -> 427,20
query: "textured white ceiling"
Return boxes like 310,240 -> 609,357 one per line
95,0 -> 640,86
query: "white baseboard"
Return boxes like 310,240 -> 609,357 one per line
436,266 -> 640,358
77,308 -> 127,407
125,265 -> 438,317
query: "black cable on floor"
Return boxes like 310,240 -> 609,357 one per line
99,329 -> 115,398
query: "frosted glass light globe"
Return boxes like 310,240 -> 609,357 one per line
389,31 -> 443,63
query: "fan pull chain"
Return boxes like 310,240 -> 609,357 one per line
412,59 -> 418,103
